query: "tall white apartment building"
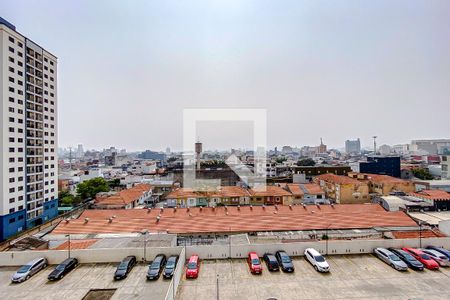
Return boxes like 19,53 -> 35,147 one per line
0,17 -> 58,241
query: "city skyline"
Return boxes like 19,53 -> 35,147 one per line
2,1 -> 450,151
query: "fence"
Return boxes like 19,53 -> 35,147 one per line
165,247 -> 185,300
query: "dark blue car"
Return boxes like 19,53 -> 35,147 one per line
426,246 -> 450,259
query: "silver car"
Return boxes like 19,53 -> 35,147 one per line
422,249 -> 450,267
11,257 -> 48,283
374,248 -> 408,271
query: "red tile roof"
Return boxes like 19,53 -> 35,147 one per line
392,230 -> 446,239
52,239 -> 97,250
95,184 -> 151,206
249,185 -> 292,197
361,173 -> 410,184
315,173 -> 362,185
285,183 -> 324,196
166,186 -> 250,199
52,204 -> 417,235
410,189 -> 450,201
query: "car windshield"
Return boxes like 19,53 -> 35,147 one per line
118,263 -> 128,270
401,253 -> 415,261
17,265 -> 31,273
314,255 -> 325,262
56,264 -> 67,271
251,259 -> 260,265
150,263 -> 160,270
389,255 -> 401,261
281,256 -> 291,263
166,261 -> 175,268
420,254 -> 431,260
187,262 -> 197,269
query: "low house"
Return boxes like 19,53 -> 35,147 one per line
165,186 -> 250,207
283,183 -> 326,204
350,173 -> 415,195
314,173 -> 370,204
93,184 -> 152,209
409,189 -> 450,211
249,186 -> 293,206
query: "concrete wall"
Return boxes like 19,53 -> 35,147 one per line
165,247 -> 185,300
2,237 -> 450,267
0,246 -> 183,266
185,237 -> 450,259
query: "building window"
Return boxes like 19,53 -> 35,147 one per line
9,218 -> 15,224
9,46 -> 14,53
9,36 -> 15,43
9,208 -> 15,214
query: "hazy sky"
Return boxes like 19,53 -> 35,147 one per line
2,0 -> 449,151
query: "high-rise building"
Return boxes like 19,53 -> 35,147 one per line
345,138 -> 361,154
76,144 -> 84,158
359,156 -> 401,178
0,17 -> 58,241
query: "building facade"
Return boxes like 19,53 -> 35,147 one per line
442,155 -> 450,179
0,18 -> 58,241
345,138 -> 361,154
359,156 -> 401,178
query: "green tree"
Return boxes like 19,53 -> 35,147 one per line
76,177 -> 110,200
412,168 -> 434,180
107,178 -> 121,189
58,190 -> 81,207
297,158 -> 316,166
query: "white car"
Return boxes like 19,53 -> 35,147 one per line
422,249 -> 450,267
304,248 -> 330,272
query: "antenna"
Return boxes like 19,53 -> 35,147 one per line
372,136 -> 377,154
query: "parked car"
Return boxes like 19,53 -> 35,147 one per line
163,255 -> 179,279
275,250 -> 294,272
114,255 -> 137,280
147,254 -> 167,280
186,255 -> 200,279
48,258 -> 78,280
402,247 -> 439,270
304,248 -> 330,272
11,257 -> 47,283
247,252 -> 263,274
263,253 -> 279,272
388,248 -> 424,271
374,248 -> 408,271
422,249 -> 450,267
426,246 -> 450,260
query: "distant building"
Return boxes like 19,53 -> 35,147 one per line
286,165 -> 352,181
314,174 -> 369,204
138,150 -> 166,161
317,138 -> 327,154
76,144 -> 84,158
442,156 -> 450,179
345,138 -> 361,154
359,156 -> 401,178
411,139 -> 450,155
378,145 -> 392,156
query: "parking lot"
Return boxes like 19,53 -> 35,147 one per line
177,254 -> 450,300
0,262 -> 170,300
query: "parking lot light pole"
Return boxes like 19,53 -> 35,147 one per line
419,222 -> 423,248
66,234 -> 71,258
216,274 -> 219,300
141,229 -> 149,262
229,227 -> 232,259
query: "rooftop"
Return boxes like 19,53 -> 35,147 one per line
315,173 -> 362,185
52,204 -> 417,235
94,183 -> 151,207
410,189 -> 450,201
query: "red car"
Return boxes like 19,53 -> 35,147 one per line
186,255 -> 200,279
402,247 -> 439,270
247,252 -> 263,274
